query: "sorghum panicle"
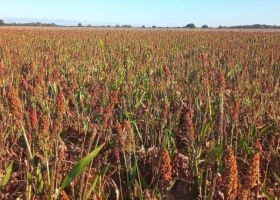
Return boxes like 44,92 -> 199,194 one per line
91,86 -> 101,108
115,121 -> 124,148
56,89 -> 65,119
52,68 -> 60,82
52,119 -> 62,136
233,100 -> 240,124
29,107 -> 38,131
67,81 -> 77,99
6,85 -> 23,122
201,51 -> 208,67
123,120 -> 134,151
39,115 -> 50,140
102,90 -> 118,130
245,152 -> 260,189
36,68 -> 45,88
59,191 -> 70,200
224,51 -> 231,63
160,148 -> 172,186
238,188 -> 249,200
161,101 -> 169,125
224,146 -> 238,200
218,69 -> 226,89
182,106 -> 194,142
163,65 -> 171,82
20,76 -> 35,94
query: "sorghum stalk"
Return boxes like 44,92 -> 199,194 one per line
217,69 -> 226,144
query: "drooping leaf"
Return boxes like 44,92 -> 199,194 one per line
61,143 -> 104,190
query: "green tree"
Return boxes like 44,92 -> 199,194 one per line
78,23 -> 82,27
142,25 -> 145,28
121,25 -> 132,28
186,23 -> 196,29
0,19 -> 4,25
201,25 -> 208,29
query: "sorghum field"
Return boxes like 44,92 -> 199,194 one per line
0,28 -> 280,200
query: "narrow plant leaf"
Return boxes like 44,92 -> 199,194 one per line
61,143 -> 104,190
272,171 -> 280,185
35,164 -> 44,195
134,180 -> 144,200
1,161 -> 13,189
261,186 -> 274,200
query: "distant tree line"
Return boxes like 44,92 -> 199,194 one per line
0,19 -> 58,27
219,24 -> 280,29
120,25 -> 132,28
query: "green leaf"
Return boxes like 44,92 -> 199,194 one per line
135,91 -> 146,109
272,171 -> 280,185
199,123 -> 211,142
138,167 -> 148,189
134,180 -> 144,200
35,164 -> 44,195
261,185 -> 274,200
61,143 -> 105,190
1,161 -> 13,189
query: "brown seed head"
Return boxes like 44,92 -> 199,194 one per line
123,120 -> 134,152
102,90 -> 118,130
36,68 -> 45,88
114,148 -> 120,164
233,101 -> 240,123
201,51 -> 207,67
66,81 -> 76,99
160,148 -> 172,186
237,188 -> 249,200
115,121 -> 124,148
6,85 -> 23,122
52,68 -> 60,81
163,65 -> 171,82
38,114 -> 50,149
59,190 -> 70,200
56,89 -> 65,119
182,106 -> 194,141
29,108 -> 38,131
224,51 -> 231,63
52,119 -> 63,135
224,146 -> 238,200
109,90 -> 118,104
245,152 -> 260,189
218,69 -> 226,90
91,86 -> 102,108
20,76 -> 29,90
161,101 -> 169,123
39,115 -> 49,138
20,76 -> 35,94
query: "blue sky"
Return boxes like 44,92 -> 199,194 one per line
0,0 -> 279,27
